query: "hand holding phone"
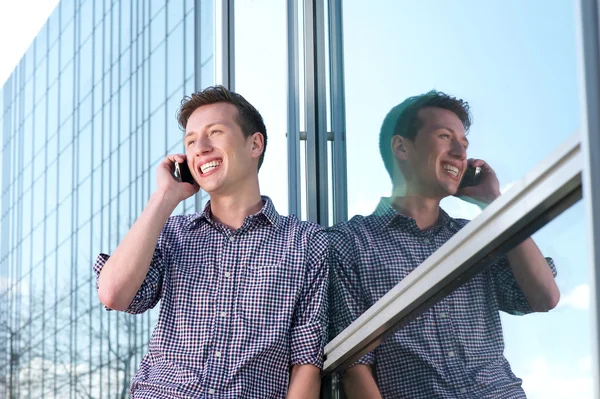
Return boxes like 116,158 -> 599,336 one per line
459,164 -> 482,189
173,161 -> 196,185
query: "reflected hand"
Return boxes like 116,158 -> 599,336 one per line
455,158 -> 501,208
156,153 -> 200,203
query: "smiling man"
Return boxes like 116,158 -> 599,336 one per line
328,91 -> 560,398
94,86 -> 328,398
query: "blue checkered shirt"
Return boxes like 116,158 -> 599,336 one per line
94,196 -> 328,398
328,198 -> 556,399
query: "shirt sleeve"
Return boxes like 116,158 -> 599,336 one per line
490,255 -> 557,315
327,229 -> 375,367
93,223 -> 170,315
289,229 -> 330,369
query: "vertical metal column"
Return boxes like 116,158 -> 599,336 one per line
287,0 -> 301,216
577,0 -> 600,396
328,0 -> 348,224
215,0 -> 235,90
303,0 -> 329,225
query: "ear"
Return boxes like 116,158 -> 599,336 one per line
391,135 -> 409,161
250,132 -> 265,159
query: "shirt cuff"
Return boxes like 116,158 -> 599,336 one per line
290,323 -> 325,369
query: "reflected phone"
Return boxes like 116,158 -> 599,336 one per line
173,161 -> 195,185
459,165 -> 482,189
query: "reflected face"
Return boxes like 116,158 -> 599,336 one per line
403,107 -> 468,197
184,102 -> 259,195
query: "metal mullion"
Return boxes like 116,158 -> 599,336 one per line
215,0 -> 235,90
328,0 -> 347,225
287,0 -> 301,216
577,0 -> 600,395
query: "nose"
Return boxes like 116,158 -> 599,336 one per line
449,139 -> 466,160
192,135 -> 213,157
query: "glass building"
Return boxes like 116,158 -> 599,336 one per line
1,0 -> 599,398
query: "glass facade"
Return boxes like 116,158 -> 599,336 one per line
0,0 -> 208,397
1,0 -> 599,398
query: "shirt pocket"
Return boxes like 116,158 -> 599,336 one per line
240,264 -> 297,330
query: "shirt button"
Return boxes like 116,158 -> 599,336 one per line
439,312 -> 448,318
448,351 -> 455,357
208,388 -> 215,394
229,236 -> 235,242
224,271 -> 231,278
459,388 -> 467,394
215,351 -> 221,358
423,237 -> 430,244
220,311 -> 227,317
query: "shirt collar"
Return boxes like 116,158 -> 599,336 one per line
186,195 -> 280,230
373,197 -> 458,232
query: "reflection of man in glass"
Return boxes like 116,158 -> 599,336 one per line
93,86 -> 327,398
328,91 -> 559,398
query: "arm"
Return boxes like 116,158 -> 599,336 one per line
505,238 -> 559,311
286,364 -> 321,399
457,158 -> 559,312
343,365 -> 382,399
96,154 -> 198,311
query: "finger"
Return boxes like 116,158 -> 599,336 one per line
470,159 -> 486,168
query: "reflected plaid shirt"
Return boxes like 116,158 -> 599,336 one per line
328,198 -> 557,399
94,197 -> 328,399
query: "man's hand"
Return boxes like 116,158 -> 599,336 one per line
156,154 -> 199,204
286,364 -> 320,399
455,158 -> 501,208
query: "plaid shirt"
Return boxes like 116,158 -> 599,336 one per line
328,198 -> 557,399
94,196 -> 328,399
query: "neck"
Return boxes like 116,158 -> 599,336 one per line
390,185 -> 442,230
209,179 -> 263,230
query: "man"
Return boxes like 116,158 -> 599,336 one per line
328,91 -> 559,398
94,86 -> 327,398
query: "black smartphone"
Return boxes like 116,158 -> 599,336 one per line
173,161 -> 195,185
459,165 -> 482,189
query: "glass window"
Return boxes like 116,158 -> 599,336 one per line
35,27 -> 48,67
79,93 -> 93,129
78,123 -> 92,182
93,113 -> 103,170
59,116 -> 73,153
60,19 -> 75,71
25,45 -> 35,81
120,0 -> 132,48
48,82 -> 59,136
168,0 -> 184,34
119,80 -> 132,143
22,115 -> 33,165
57,196 -> 73,244
80,36 -> 94,97
22,187 -> 32,235
120,48 -> 131,87
234,0 -> 288,213
60,60 -> 75,126
31,225 -> 44,267
184,10 -> 194,80
35,57 -> 48,103
58,144 -> 74,202
78,177 -> 92,229
80,0 -> 94,42
150,42 -> 166,113
149,107 -> 166,165
48,44 -> 59,86
46,159 -> 58,212
61,0 -> 75,25
166,92 -> 183,151
93,23 -> 104,86
167,23 -> 184,98
48,7 -> 60,47
33,100 -> 47,156
45,209 -> 57,257
119,137 -> 131,193
94,0 -> 105,27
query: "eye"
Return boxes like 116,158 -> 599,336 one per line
209,129 -> 221,136
440,133 -> 451,139
186,140 -> 195,147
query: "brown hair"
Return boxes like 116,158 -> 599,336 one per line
379,90 -> 471,178
177,85 -> 268,170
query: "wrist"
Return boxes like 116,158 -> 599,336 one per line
150,189 -> 180,212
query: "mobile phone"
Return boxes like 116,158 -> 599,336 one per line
173,161 -> 195,185
459,165 -> 482,189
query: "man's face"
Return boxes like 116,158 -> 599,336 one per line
184,102 -> 262,195
400,107 -> 468,197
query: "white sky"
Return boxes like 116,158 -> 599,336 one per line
0,0 -> 60,87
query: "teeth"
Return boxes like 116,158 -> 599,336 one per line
443,164 -> 459,176
200,160 -> 221,173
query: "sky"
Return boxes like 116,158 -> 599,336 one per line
0,0 -> 595,398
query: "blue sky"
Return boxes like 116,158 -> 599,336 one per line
1,0 -> 593,397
